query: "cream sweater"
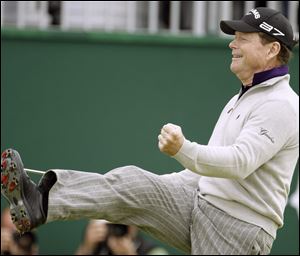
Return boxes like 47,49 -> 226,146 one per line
173,74 -> 299,239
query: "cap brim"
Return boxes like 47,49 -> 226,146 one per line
220,20 -> 260,35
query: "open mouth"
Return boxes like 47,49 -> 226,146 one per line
232,54 -> 242,59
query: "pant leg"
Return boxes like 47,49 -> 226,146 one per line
190,195 -> 273,255
250,229 -> 273,255
164,168 -> 201,190
46,165 -> 198,254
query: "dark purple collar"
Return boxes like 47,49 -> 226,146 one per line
239,65 -> 289,99
252,65 -> 289,86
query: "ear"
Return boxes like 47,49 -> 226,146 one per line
267,41 -> 281,59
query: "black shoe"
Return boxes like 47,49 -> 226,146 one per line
1,149 -> 46,233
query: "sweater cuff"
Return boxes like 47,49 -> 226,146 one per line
172,139 -> 198,171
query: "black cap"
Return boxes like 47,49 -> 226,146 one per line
220,7 -> 298,50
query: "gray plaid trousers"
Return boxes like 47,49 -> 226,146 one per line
46,165 -> 273,255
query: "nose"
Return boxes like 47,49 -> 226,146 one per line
229,39 -> 236,49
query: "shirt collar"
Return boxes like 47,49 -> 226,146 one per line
238,65 -> 289,99
252,65 -> 289,86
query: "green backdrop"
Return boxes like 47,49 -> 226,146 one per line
1,28 -> 299,255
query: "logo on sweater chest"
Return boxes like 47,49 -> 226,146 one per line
259,127 -> 275,143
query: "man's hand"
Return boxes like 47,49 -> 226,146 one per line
1,228 -> 13,254
158,123 -> 185,156
76,220 -> 108,254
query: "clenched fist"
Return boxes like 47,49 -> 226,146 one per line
158,123 -> 185,156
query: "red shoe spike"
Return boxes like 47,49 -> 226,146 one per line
1,159 -> 7,170
1,174 -> 9,186
9,181 -> 16,192
1,151 -> 7,159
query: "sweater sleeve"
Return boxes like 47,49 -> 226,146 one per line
173,100 -> 297,179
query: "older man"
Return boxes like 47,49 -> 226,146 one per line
1,7 -> 298,255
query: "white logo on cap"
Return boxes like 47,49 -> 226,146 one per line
248,9 -> 260,19
259,22 -> 285,36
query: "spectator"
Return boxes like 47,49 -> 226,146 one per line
75,219 -> 168,255
1,208 -> 39,255
48,1 -> 61,26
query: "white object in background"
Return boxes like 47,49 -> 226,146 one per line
244,1 -> 256,14
289,178 -> 299,218
126,1 -> 137,33
267,1 -> 281,11
207,1 -> 219,35
148,1 -> 159,34
25,168 -> 46,175
288,1 -> 299,41
16,1 -> 49,29
219,1 -> 232,36
170,1 -> 180,35
193,1 -> 206,36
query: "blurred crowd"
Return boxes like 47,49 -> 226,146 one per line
1,208 -> 38,255
1,208 -> 168,255
46,1 -> 298,31
76,219 -> 168,255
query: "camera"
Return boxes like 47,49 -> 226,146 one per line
92,224 -> 129,254
12,231 -> 38,254
107,223 -> 129,237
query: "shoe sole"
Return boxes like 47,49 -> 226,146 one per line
1,149 -> 32,233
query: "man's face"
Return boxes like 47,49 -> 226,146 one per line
229,32 -> 271,82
